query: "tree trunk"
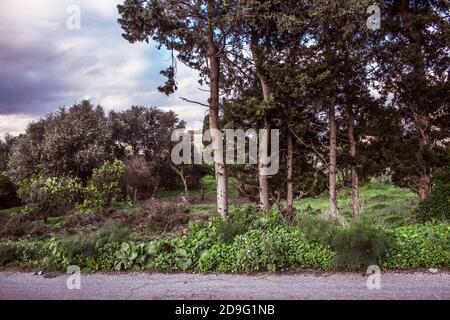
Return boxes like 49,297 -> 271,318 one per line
251,34 -> 270,211
258,116 -> 270,211
328,104 -> 339,218
170,164 -> 190,202
347,108 -> 360,220
207,5 -> 228,219
286,127 -> 294,215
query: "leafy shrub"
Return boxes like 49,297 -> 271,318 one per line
234,227 -> 333,272
216,220 -> 247,244
293,213 -> 341,246
330,223 -> 391,270
61,219 -> 130,265
415,167 -> 450,222
80,159 -> 126,210
384,223 -> 450,269
17,174 -> 82,218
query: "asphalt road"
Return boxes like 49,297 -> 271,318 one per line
1,271 -> 449,300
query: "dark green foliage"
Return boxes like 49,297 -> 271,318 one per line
7,101 -> 114,183
330,223 -> 391,270
215,220 -> 247,244
61,219 -> 131,264
0,242 -> 16,266
384,223 -> 450,269
292,213 -> 341,246
0,172 -> 20,210
416,166 -> 450,222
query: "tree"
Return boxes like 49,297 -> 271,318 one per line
0,135 -> 20,209
117,0 -> 244,219
110,106 -> 184,159
374,0 -> 450,200
7,100 -> 114,183
125,155 -> 155,202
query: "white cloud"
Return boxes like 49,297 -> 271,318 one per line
0,0 -> 209,136
0,114 -> 38,138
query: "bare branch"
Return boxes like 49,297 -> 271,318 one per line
179,97 -> 209,107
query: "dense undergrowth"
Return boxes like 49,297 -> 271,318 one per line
1,205 -> 449,272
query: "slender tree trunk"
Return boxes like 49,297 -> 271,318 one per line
328,104 -> 339,218
251,34 -> 270,211
258,117 -> 271,211
286,127 -> 294,215
347,108 -> 360,220
207,5 -> 228,219
170,164 -> 190,202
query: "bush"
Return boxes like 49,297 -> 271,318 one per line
330,223 -> 391,270
17,174 -> 82,218
0,242 -> 17,266
216,219 -> 248,244
0,172 -> 21,210
415,166 -> 450,222
233,227 -> 333,272
61,219 -> 130,265
384,223 -> 450,269
80,160 -> 126,210
293,212 -> 341,246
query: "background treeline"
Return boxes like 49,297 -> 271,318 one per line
0,101 -> 204,214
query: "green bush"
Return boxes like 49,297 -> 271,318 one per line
0,172 -> 21,210
0,242 -> 17,266
330,223 -> 391,270
293,213 -> 341,246
384,223 -> 450,269
416,166 -> 450,222
17,174 -> 82,218
233,227 -> 333,272
80,160 -> 126,210
61,219 -> 130,266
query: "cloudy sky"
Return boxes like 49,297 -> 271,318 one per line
0,0 -> 209,137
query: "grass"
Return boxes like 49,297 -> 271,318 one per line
2,179 -> 419,227
0,206 -> 24,216
294,180 -> 418,227
187,178 -> 419,226
154,175 -> 239,198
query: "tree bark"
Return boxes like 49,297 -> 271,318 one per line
286,127 -> 294,215
347,108 -> 360,220
328,104 -> 339,218
170,164 -> 190,202
251,34 -> 270,211
207,3 -> 228,219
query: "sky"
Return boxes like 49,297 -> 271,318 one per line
0,0 -> 209,138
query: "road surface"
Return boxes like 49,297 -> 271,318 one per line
1,271 -> 449,300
